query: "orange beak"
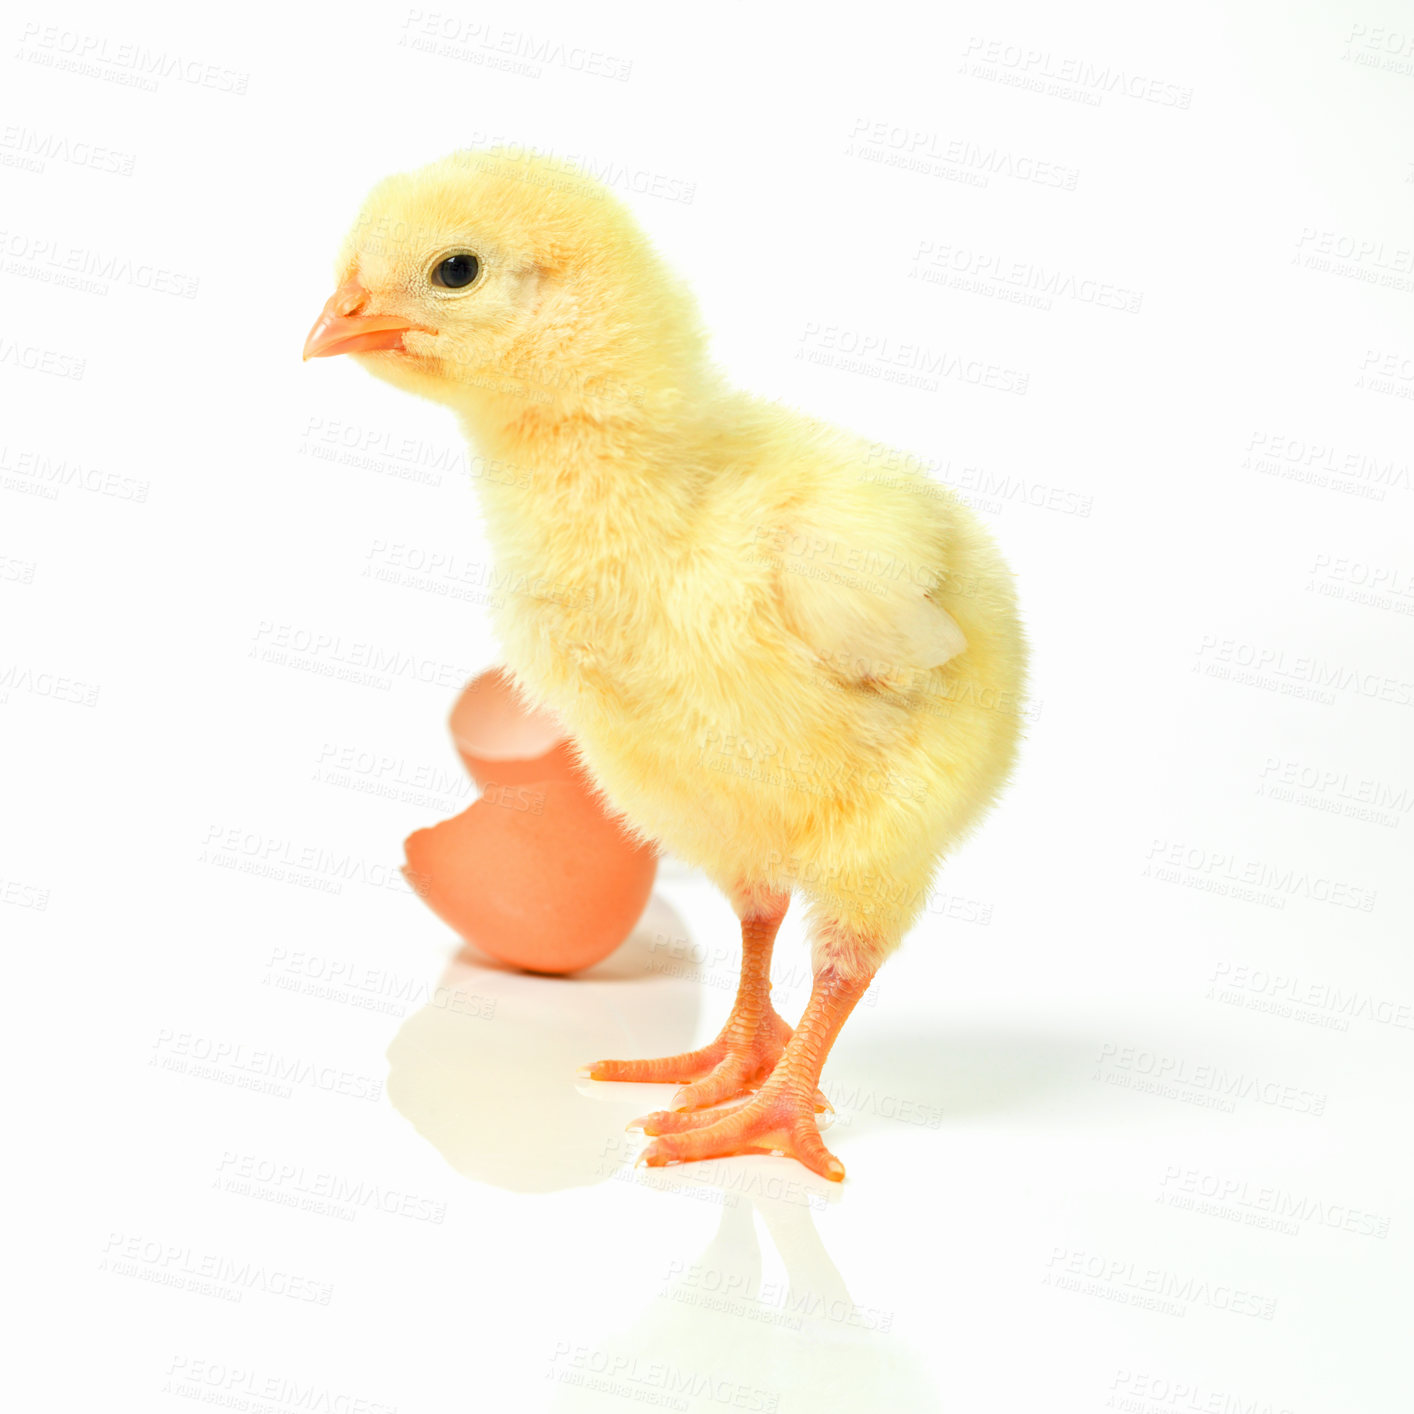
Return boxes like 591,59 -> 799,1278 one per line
302,277 -> 433,360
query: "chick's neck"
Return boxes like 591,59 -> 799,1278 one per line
455,380 -> 717,567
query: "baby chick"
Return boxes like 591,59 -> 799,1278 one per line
305,149 -> 1028,1181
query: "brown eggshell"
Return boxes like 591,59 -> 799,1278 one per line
403,774 -> 658,975
450,667 -> 576,788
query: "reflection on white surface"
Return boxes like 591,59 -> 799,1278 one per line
386,893 -> 701,1192
385,886 -> 942,1407
546,1180 -> 939,1413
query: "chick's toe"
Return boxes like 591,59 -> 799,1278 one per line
638,1090 -> 844,1183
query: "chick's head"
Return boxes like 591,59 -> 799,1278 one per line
305,147 -> 706,417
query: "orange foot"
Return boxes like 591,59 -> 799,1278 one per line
583,1008 -> 822,1111
631,963 -> 876,1183
635,1082 -> 846,1182
583,901 -> 815,1111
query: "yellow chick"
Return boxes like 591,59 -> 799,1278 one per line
305,148 -> 1028,1181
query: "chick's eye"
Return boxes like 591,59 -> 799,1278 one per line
432,253 -> 479,289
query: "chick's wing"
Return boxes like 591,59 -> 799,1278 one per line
769,478 -> 966,686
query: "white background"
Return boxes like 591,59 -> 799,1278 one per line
5,1 -> 1413,1410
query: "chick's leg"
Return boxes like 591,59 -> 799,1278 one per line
583,892 -> 801,1110
638,962 -> 873,1183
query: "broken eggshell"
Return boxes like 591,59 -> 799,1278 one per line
449,666 -> 580,787
403,669 -> 658,974
404,775 -> 658,974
